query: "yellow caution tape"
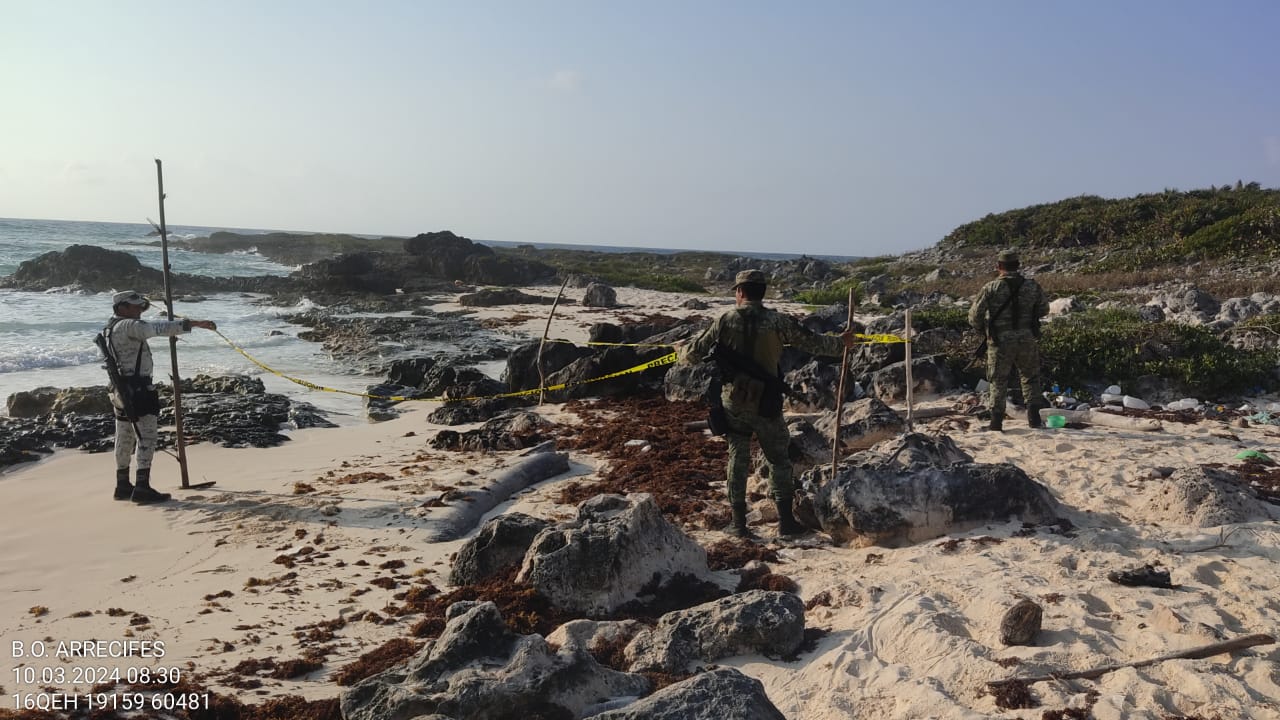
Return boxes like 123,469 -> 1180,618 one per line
211,329 -> 677,403
853,333 -> 908,344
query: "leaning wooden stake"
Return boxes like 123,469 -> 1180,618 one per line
987,633 -> 1274,689
904,307 -> 914,432
536,276 -> 571,405
830,288 -> 856,479
155,159 -> 195,489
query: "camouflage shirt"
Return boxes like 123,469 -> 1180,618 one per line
968,272 -> 1050,341
684,301 -> 844,376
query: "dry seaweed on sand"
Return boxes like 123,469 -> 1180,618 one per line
556,396 -> 727,530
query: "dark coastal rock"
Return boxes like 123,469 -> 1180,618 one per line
294,251 -> 402,294
426,400 -> 509,426
364,383 -> 436,421
503,341 -> 595,393
7,387 -> 61,418
449,513 -> 551,586
403,230 -> 555,286
517,493 -> 710,616
681,298 -> 710,310
429,411 -> 550,451
662,361 -> 717,403
811,433 -> 1060,546
340,602 -> 649,720
586,667 -> 787,720
1000,597 -> 1043,646
180,374 -> 266,395
783,360 -> 847,412
0,245 -> 294,294
582,282 -> 618,308
812,397 -> 906,454
868,356 -> 957,401
163,392 -> 296,448
1,244 -> 163,292
0,413 -> 117,465
458,288 -> 559,307
385,357 -> 438,388
624,590 -> 806,673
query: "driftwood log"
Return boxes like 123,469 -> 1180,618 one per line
988,633 -> 1274,689
420,449 -> 570,543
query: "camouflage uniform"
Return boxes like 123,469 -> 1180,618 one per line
685,298 -> 844,505
968,261 -> 1050,424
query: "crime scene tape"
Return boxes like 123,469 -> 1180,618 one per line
854,333 -> 908,344
210,329 -> 678,403
547,332 -> 907,348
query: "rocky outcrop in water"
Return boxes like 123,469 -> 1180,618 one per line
0,245 -> 294,294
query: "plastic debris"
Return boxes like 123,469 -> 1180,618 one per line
1046,414 -> 1067,429
1104,384 -> 1122,395
1166,398 -> 1201,411
1122,395 -> 1150,410
1235,449 -> 1274,463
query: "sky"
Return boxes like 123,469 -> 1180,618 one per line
2,1 -> 1277,257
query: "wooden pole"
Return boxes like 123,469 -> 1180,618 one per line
904,307 -> 914,432
155,159 -> 192,489
830,288 -> 855,479
536,276 -> 571,405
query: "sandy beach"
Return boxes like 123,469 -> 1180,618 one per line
3,286 -> 1279,720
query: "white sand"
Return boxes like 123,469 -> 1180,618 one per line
2,286 -> 1279,718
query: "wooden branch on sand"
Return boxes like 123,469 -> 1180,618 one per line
988,633 -> 1275,689
537,277 -> 571,406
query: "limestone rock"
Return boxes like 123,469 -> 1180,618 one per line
869,356 -> 956,402
517,493 -> 709,616
585,667 -> 786,720
812,396 -> 906,454
582,282 -> 619,308
449,513 -> 551,586
811,433 -> 1059,546
49,386 -> 113,416
7,387 -> 62,418
624,590 -> 805,673
341,602 -> 649,720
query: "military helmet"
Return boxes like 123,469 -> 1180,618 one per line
732,269 -> 768,288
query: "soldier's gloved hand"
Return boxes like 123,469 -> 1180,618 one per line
192,320 -> 217,331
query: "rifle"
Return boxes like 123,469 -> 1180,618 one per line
93,326 -> 151,457
707,342 -> 793,418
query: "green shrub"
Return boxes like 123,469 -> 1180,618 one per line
1037,309 -> 1277,397
910,306 -> 970,332
794,278 -> 862,306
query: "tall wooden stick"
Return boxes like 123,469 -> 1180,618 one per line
830,288 -> 856,479
536,276 -> 571,405
904,307 -> 914,432
155,159 -> 192,489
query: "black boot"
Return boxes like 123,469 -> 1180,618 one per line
984,416 -> 1004,432
1027,406 -> 1043,428
776,497 -> 805,537
114,468 -> 134,501
724,502 -> 753,538
131,468 -> 171,504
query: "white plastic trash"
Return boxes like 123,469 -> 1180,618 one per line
975,379 -> 990,393
1122,395 -> 1150,410
1100,393 -> 1122,405
1104,384 -> 1122,395
1166,398 -> 1200,411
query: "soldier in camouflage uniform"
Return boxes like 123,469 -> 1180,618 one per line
968,250 -> 1050,431
683,269 -> 857,537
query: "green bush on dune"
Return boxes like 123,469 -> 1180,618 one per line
1037,309 -> 1277,398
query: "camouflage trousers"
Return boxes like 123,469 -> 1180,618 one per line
724,405 -> 793,505
115,415 -> 159,471
986,334 -> 1043,420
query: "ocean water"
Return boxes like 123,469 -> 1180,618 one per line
0,218 -> 394,421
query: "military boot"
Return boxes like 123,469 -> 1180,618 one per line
724,502 -> 753,538
114,467 -> 134,501
776,497 -> 805,537
984,416 -> 1004,432
1027,406 -> 1043,429
131,468 -> 171,504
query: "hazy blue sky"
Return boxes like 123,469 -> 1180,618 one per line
2,1 -> 1277,256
